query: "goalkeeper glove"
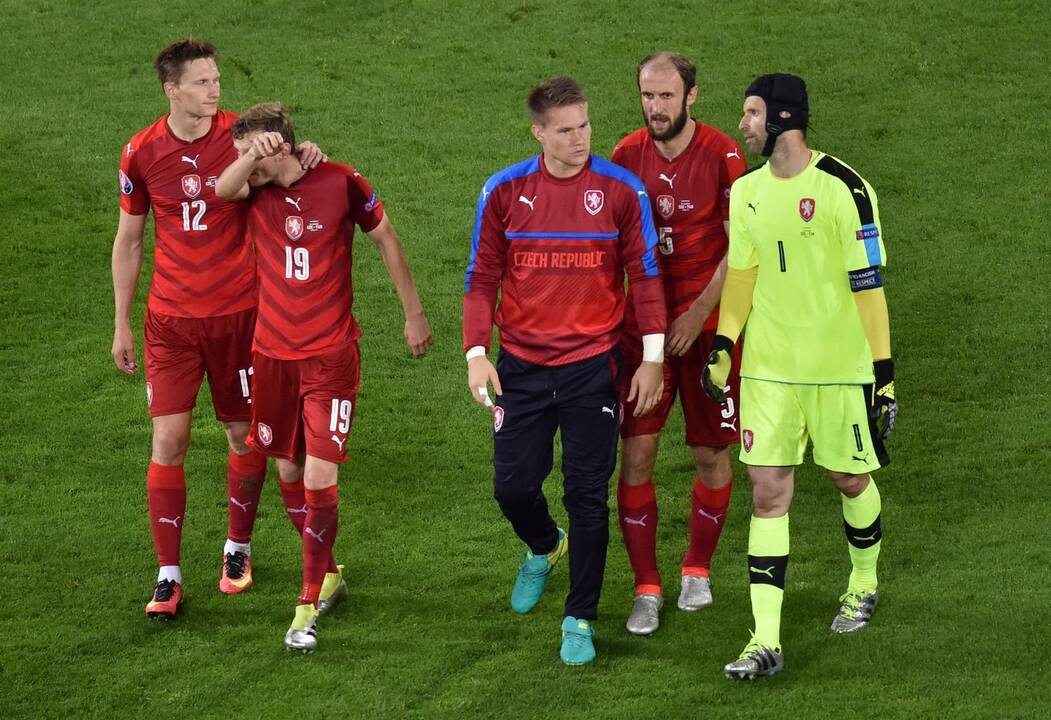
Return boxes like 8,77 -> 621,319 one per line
871,359 -> 897,439
701,335 -> 735,402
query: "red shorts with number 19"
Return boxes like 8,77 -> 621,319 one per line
246,344 -> 361,464
144,308 -> 255,422
619,329 -> 742,448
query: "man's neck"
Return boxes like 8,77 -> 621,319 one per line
542,153 -> 586,179
167,107 -> 213,142
767,134 -> 812,178
653,118 -> 696,161
273,156 -> 307,188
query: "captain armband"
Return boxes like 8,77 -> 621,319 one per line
848,266 -> 883,292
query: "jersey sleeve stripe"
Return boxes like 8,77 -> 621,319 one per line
815,155 -> 883,265
588,156 -> 660,277
465,156 -> 542,291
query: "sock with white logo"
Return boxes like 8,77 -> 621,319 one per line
280,476 -> 338,574
147,461 -> 186,570
226,449 -> 267,544
617,478 -> 661,596
299,485 -> 339,607
841,479 -> 881,593
682,473 -> 732,577
747,513 -> 789,650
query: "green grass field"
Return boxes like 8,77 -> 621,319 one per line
2,1 -> 1048,717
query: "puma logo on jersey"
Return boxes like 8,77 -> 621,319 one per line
658,173 -> 676,189
726,150 -> 740,159
623,514 -> 648,527
853,187 -> 866,196
285,196 -> 302,211
158,516 -> 181,528
180,154 -> 199,169
749,565 -> 775,578
331,434 -> 346,452
229,498 -> 253,512
518,194 -> 537,210
697,508 -> 724,524
305,527 -> 327,543
601,405 -> 615,418
748,202 -> 759,214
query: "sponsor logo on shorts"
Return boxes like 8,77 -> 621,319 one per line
493,406 -> 505,433
743,429 -> 754,452
257,423 -> 273,447
583,189 -> 605,215
146,382 -> 153,407
657,194 -> 674,219
119,169 -> 133,195
799,197 -> 815,222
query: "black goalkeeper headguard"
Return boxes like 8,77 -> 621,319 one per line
745,74 -> 808,156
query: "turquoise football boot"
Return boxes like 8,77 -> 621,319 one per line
560,616 -> 596,666
510,528 -> 567,613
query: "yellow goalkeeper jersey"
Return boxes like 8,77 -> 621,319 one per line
728,151 -> 886,384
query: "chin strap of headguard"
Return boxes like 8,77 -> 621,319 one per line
745,74 -> 809,156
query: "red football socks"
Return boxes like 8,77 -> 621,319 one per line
226,449 -> 267,544
147,461 -> 186,567
279,477 -> 339,574
682,474 -> 732,576
298,485 -> 339,606
618,478 -> 661,595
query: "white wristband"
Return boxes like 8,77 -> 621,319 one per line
642,334 -> 665,363
465,345 -> 487,362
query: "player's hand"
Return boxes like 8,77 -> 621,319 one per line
468,355 -> 502,414
871,359 -> 897,439
249,132 -> 286,160
296,141 -> 328,169
405,311 -> 433,358
701,334 -> 734,402
627,360 -> 663,417
111,325 -> 137,375
666,304 -> 708,356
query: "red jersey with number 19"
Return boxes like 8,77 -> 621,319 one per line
612,123 -> 746,331
246,162 -> 384,361
119,110 -> 256,318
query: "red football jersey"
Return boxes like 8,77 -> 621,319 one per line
612,122 -> 746,331
463,154 -> 666,366
246,162 -> 384,360
119,110 -> 256,318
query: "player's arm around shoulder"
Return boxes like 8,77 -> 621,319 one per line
216,131 -> 286,201
365,213 -> 432,358
111,209 -> 148,374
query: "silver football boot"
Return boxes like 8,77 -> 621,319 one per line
831,589 -> 880,633
677,574 -> 713,611
317,571 -> 347,616
284,604 -> 319,653
724,637 -> 784,680
626,593 -> 663,635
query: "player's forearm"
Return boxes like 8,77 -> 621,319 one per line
215,154 -> 256,201
112,234 -> 143,326
853,286 -> 892,360
714,265 -> 756,343
463,288 -> 498,351
689,253 -> 728,321
375,235 -> 425,319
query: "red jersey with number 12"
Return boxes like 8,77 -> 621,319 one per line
246,162 -> 384,360
119,110 -> 255,318
612,122 -> 746,331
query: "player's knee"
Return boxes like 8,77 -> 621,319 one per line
492,476 -> 539,512
151,430 -> 190,465
692,445 -> 731,487
619,435 -> 658,484
303,464 -> 338,491
224,421 -> 251,453
830,471 -> 869,498
562,482 -> 611,525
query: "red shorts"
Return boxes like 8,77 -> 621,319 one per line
619,329 -> 742,448
144,307 -> 255,422
246,344 -> 361,464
